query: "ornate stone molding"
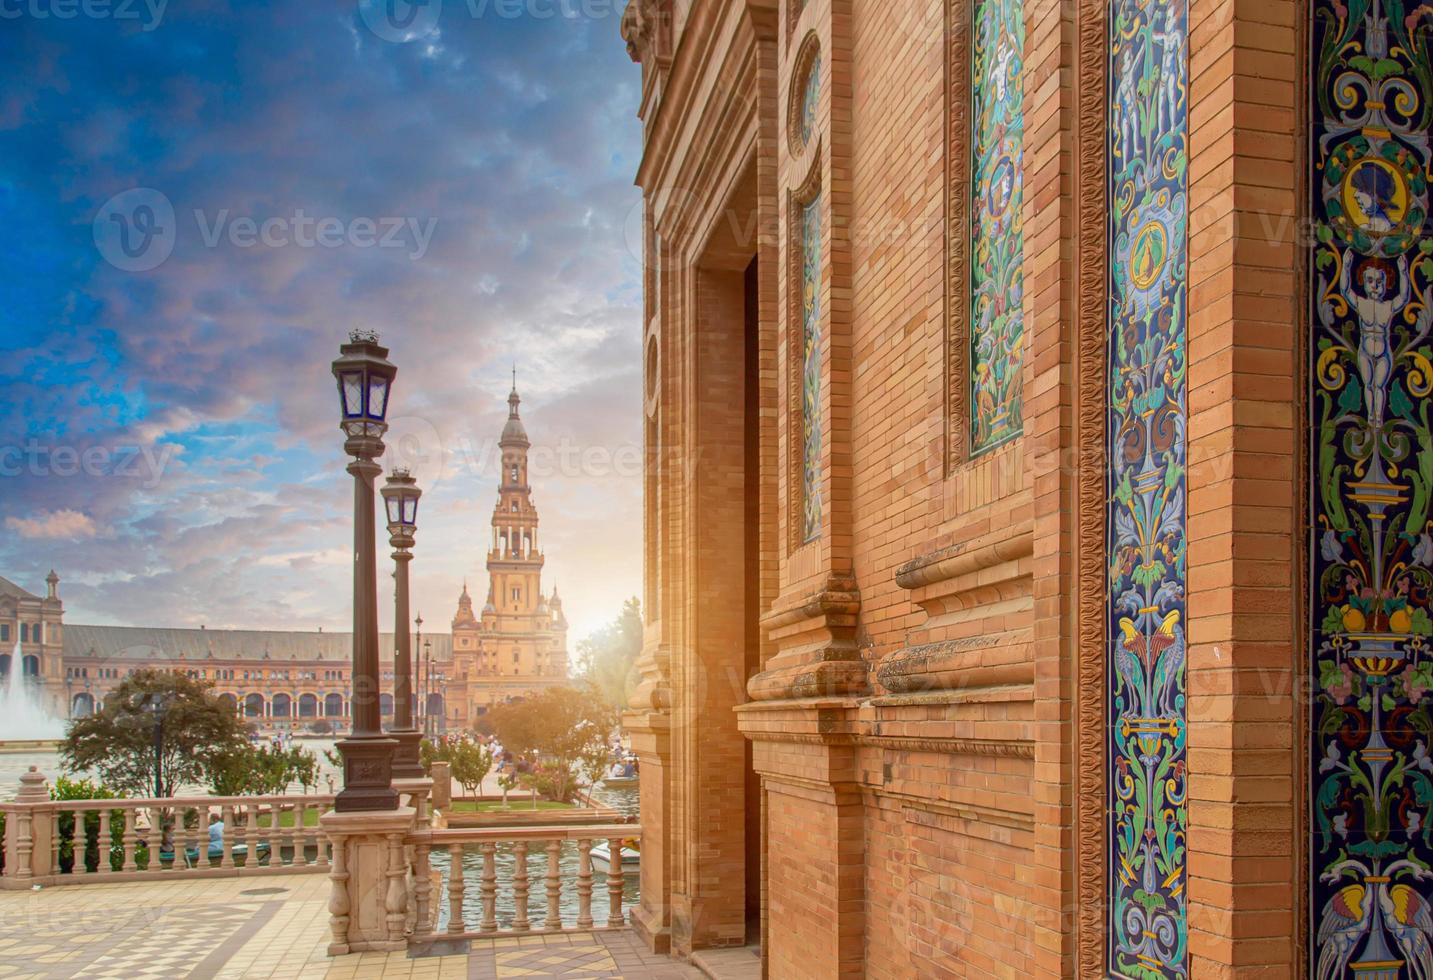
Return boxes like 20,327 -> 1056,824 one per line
1074,0 -> 1109,971
750,575 -> 866,700
945,0 -> 974,470
881,519 -> 1034,694
894,518 -> 1033,589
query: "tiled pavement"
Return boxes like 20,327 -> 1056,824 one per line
0,877 -> 705,979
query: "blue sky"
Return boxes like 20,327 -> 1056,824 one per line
0,0 -> 645,645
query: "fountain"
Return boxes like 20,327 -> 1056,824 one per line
0,640 -> 66,747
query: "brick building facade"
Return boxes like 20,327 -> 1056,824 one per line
621,0 -> 1425,976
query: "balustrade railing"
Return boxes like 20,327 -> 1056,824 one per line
405,824 -> 637,942
1,792 -> 336,888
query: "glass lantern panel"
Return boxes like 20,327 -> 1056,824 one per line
367,377 -> 389,420
404,496 -> 419,524
386,496 -> 401,525
341,373 -> 364,417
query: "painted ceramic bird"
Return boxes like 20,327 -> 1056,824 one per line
1316,884 -> 1370,980
1117,610 -> 1181,667
1382,883 -> 1433,980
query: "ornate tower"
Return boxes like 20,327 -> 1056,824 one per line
447,382 -> 570,726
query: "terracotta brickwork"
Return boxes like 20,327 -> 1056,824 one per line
622,0 -> 1305,975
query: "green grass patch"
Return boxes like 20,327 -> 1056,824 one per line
255,808 -> 322,828
449,800 -> 576,813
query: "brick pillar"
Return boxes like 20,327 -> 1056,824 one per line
1185,0 -> 1299,971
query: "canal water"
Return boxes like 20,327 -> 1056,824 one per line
429,784 -> 641,931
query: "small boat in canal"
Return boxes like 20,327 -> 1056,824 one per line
589,840 -> 640,875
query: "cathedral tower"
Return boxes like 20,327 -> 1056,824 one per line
448,382 -> 569,726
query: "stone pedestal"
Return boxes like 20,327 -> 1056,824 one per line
320,806 -> 416,955
391,730 -> 425,781
392,777 -> 433,826
429,761 -> 452,811
9,767 -> 51,881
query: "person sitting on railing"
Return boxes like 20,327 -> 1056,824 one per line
208,813 -> 224,855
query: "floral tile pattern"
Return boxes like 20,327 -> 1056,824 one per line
1308,1 -> 1433,976
1106,0 -> 1189,975
969,0 -> 1025,454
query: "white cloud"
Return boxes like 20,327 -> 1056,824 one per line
5,510 -> 100,541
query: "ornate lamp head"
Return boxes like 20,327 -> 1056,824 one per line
331,330 -> 397,461
381,467 -> 422,551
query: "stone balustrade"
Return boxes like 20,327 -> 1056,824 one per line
0,768 -> 340,888
405,824 -> 637,945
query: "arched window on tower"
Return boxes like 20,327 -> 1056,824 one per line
510,465 -> 519,483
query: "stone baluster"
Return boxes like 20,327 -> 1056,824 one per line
511,841 -> 530,932
544,840 -> 562,931
413,843 -> 433,938
121,808 -> 138,872
174,808 -> 191,871
446,844 -> 465,935
479,842 -> 498,933
243,805 -> 258,868
283,803 -> 296,867
161,807 -> 176,871
220,805 -> 235,869
296,802 -> 311,867
51,810 -> 63,875
140,808 -> 157,872
576,838 -> 594,929
97,809 -> 113,875
605,838 -> 623,927
385,832 -> 407,944
316,824 -> 330,870
327,834 -> 350,955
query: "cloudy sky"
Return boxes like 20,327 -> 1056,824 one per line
0,0 -> 645,648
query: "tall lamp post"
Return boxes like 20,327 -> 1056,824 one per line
414,614 -> 424,735
330,329 -> 399,812
382,469 -> 425,779
423,639 -> 434,735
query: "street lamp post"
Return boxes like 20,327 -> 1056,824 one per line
331,329 -> 399,812
382,469 -> 425,779
423,639 -> 434,735
414,614 -> 424,736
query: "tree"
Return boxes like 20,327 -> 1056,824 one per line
579,742 -> 611,790
448,740 -> 494,799
576,597 -> 643,713
489,684 -> 615,804
208,744 -> 322,796
62,669 -> 248,798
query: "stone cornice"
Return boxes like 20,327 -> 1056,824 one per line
894,518 -> 1034,590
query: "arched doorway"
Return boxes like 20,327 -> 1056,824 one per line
298,693 -> 318,719
271,693 -> 292,719
22,656 -> 39,682
324,693 -> 344,718
244,693 -> 264,718
380,692 -> 393,717
71,692 -> 95,717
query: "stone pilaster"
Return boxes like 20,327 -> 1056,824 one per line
320,807 -> 416,955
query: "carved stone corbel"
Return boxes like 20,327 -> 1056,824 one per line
747,575 -> 866,700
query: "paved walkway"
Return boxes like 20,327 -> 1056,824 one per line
0,877 -> 704,979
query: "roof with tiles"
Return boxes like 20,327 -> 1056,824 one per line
61,624 -> 454,664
